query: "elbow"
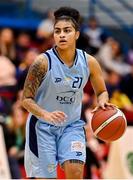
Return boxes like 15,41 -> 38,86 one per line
21,96 -> 33,110
21,98 -> 27,109
21,97 -> 32,110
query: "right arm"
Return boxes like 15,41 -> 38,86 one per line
22,54 -> 66,124
22,54 -> 47,119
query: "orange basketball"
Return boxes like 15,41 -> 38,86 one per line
91,107 -> 127,142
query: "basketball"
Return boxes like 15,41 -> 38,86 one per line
91,107 -> 127,142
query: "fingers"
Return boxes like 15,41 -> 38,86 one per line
56,111 -> 67,119
100,102 -> 106,110
92,102 -> 117,113
105,102 -> 118,108
50,111 -> 67,124
104,102 -> 118,110
91,103 -> 106,113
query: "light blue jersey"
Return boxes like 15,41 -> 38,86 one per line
25,48 -> 90,178
34,47 -> 90,126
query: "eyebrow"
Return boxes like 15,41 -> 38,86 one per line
54,26 -> 72,30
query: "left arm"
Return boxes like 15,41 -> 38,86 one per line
87,54 -> 112,110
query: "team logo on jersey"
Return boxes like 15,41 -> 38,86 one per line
65,77 -> 71,81
56,91 -> 76,104
55,77 -> 62,83
76,152 -> 82,156
63,77 -> 72,85
71,141 -> 85,155
47,164 -> 56,173
55,77 -> 71,85
70,69 -> 79,74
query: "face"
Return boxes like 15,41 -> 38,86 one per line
1,28 -> 14,44
54,20 -> 79,49
25,50 -> 38,66
89,19 -> 98,29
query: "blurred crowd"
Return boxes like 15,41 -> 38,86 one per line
0,10 -> 133,179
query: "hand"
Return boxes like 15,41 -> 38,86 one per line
43,110 -> 67,125
91,102 -> 117,113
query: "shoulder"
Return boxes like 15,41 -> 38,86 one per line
33,53 -> 48,70
85,54 -> 102,74
76,49 -> 99,68
27,53 -> 48,77
86,54 -> 98,66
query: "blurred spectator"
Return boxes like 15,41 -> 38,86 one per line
0,56 -> 16,86
76,32 -> 91,53
83,16 -> 107,55
35,33 -> 54,53
120,71 -> 133,102
97,37 -> 133,76
4,90 -> 28,177
0,56 -> 17,115
35,9 -> 55,53
17,48 -> 39,90
6,103 -> 27,161
37,9 -> 54,39
0,115 -> 21,178
0,28 -> 16,62
105,70 -> 121,97
15,32 -> 31,66
110,90 -> 133,111
127,42 -> 133,65
19,48 -> 39,70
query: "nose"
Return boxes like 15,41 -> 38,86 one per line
60,31 -> 65,38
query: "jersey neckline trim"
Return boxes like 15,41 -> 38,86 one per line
52,46 -> 78,68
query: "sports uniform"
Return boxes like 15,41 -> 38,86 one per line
25,47 -> 90,178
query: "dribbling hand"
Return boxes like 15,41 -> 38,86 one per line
92,102 -> 117,113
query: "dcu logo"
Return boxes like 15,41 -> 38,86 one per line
56,91 -> 76,104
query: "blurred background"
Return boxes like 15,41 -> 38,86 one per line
0,0 -> 133,179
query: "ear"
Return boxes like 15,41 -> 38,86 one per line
76,31 -> 80,40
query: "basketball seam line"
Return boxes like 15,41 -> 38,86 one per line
94,108 -> 124,136
105,115 -> 123,141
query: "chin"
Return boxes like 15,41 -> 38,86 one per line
58,45 -> 69,50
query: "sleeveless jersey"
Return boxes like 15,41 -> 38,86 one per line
34,47 -> 90,126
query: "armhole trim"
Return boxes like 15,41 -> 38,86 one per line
82,50 -> 90,78
44,52 -> 52,70
82,50 -> 88,67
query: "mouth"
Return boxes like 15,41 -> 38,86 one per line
59,40 -> 67,43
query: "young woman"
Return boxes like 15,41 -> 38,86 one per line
22,7 -> 112,179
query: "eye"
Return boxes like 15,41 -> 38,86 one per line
64,29 -> 71,33
54,29 -> 60,34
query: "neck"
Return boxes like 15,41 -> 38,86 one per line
56,46 -> 76,66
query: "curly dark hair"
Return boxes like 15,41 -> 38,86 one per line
54,7 -> 81,30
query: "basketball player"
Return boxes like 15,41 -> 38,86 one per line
22,7 -> 112,179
